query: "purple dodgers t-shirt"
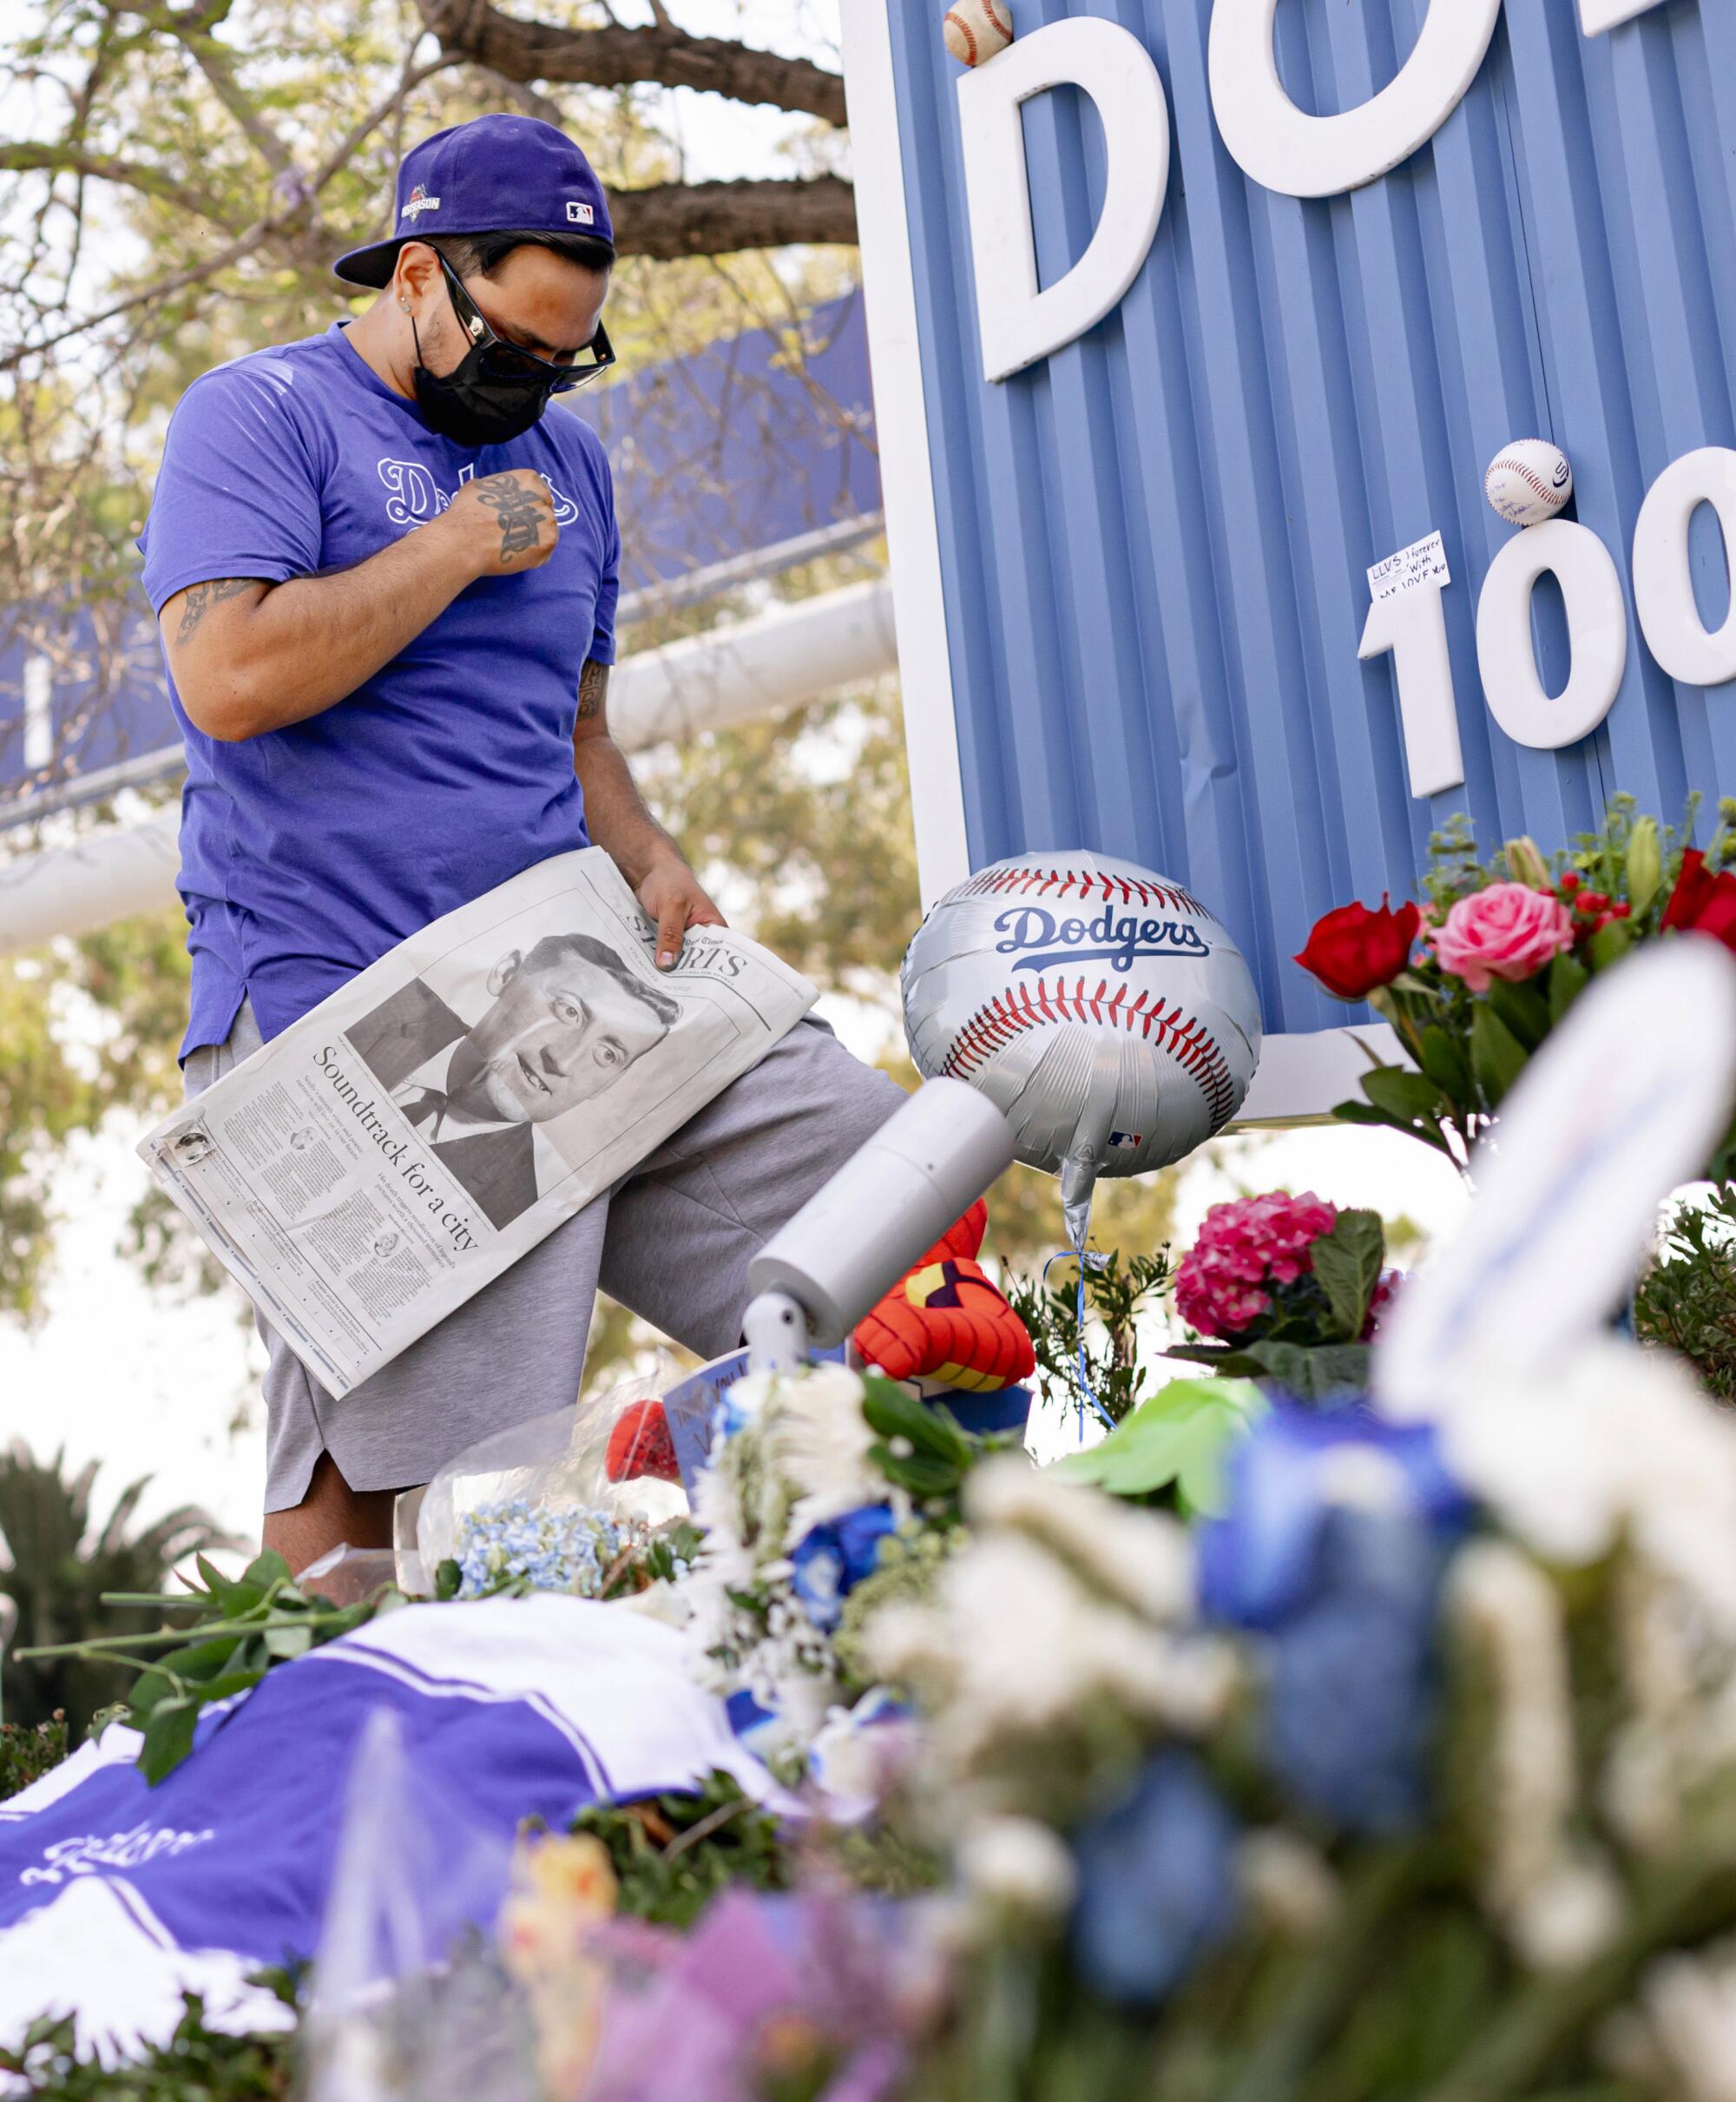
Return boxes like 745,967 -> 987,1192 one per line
138,322 -> 618,1058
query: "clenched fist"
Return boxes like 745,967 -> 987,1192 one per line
440,470 -> 559,577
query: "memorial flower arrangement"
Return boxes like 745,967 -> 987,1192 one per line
418,1326 -> 1736,2102
1294,795 -> 1736,1172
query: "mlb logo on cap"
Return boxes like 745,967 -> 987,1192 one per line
333,112 -> 615,288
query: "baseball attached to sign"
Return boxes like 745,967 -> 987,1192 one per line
902,852 -> 1262,1244
942,0 -> 1013,67
1484,439 -> 1574,528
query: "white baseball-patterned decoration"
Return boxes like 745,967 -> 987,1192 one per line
902,852 -> 1262,1243
1484,439 -> 1574,527
943,0 -> 1012,67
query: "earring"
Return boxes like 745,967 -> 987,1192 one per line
398,298 -> 410,310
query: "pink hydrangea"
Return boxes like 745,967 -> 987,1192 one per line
1174,1190 -> 1338,1342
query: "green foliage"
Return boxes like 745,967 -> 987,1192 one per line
0,1714 -> 67,1802
0,1987 -> 294,2099
1052,1377 -> 1266,1513
0,1445 -> 233,1736
16,1549 -> 401,1782
1635,1184 -> 1736,1405
1005,1249 -> 1173,1427
569,1769 -> 789,1929
860,1374 -> 1012,1515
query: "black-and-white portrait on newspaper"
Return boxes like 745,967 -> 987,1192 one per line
345,932 -> 683,1230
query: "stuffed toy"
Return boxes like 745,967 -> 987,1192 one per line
605,1397 -> 681,1484
852,1200 -> 1036,1393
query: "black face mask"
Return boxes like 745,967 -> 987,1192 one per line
411,315 -> 556,447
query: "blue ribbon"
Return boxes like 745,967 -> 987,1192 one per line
1042,1247 -> 1116,1434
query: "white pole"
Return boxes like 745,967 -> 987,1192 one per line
0,579 -> 899,955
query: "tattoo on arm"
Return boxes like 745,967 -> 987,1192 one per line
475,476 -> 546,562
577,658 -> 610,722
174,577 -> 266,645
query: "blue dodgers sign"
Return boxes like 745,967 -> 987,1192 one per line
847,0 -> 1736,1095
994,903 -> 1210,975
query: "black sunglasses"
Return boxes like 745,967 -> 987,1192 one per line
437,253 -> 615,392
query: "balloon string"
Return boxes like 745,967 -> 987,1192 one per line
1043,1248 -> 1115,1435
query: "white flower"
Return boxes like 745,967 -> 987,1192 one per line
964,1457 -> 1194,1624
1236,1830 -> 1340,1938
866,1528 -> 1235,1788
1633,1940 -> 1736,2102
1449,1540 -> 1581,1919
1413,1339 -> 1736,1625
1509,1855 -> 1622,1974
957,1816 -> 1077,1921
766,1363 -> 891,1539
809,1689 -> 910,1813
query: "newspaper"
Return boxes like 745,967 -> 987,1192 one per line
139,848 -> 816,1399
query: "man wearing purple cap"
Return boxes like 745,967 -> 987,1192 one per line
139,115 -> 903,1568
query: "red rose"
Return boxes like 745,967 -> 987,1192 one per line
1661,850 -> 1736,952
1294,896 -> 1421,1001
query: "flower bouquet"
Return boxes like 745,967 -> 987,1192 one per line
1163,1190 -> 1398,1400
1295,796 -> 1736,1172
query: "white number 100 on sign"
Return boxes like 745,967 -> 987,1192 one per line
1361,446 -> 1736,800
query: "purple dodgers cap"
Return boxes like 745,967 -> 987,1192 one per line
332,113 -> 615,289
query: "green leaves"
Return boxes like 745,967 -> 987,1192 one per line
1053,1378 -> 1266,1514
862,1374 -> 980,1507
570,1769 -> 789,1929
1469,1003 -> 1528,1107
1547,951 -> 1589,1024
1333,1064 -> 1455,1159
1309,1209 -> 1384,1342
16,1547 -> 403,1785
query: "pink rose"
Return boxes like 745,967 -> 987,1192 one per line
1428,882 -> 1574,993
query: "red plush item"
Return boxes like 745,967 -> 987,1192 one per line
605,1398 -> 681,1483
852,1203 -> 1035,1394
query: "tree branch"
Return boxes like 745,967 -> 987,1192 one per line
414,0 -> 847,127
0,144 -> 228,226
608,174 -> 856,260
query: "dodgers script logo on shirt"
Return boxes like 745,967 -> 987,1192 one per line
19,1822 -> 216,1887
994,904 -> 1210,975
378,458 -> 580,530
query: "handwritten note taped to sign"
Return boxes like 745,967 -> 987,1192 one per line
1367,530 -> 1451,605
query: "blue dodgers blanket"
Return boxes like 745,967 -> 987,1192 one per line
0,1595 -> 768,2063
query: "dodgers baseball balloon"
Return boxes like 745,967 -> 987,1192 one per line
1485,439 -> 1574,528
902,853 -> 1262,1245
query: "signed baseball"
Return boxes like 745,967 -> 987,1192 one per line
943,0 -> 1013,67
902,852 -> 1261,1242
1485,439 -> 1574,528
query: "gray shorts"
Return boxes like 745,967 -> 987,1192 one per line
185,999 -> 905,1512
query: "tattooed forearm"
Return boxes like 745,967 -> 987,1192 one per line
474,476 -> 546,562
175,577 -> 266,644
577,658 -> 610,722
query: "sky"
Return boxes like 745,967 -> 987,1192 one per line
0,0 -> 1476,1558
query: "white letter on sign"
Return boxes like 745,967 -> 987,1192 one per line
1360,577 -> 1465,799
958,18 -> 1169,384
1476,522 -> 1628,750
1579,0 -> 1671,32
1633,447 -> 1736,689
1208,0 -> 1502,199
